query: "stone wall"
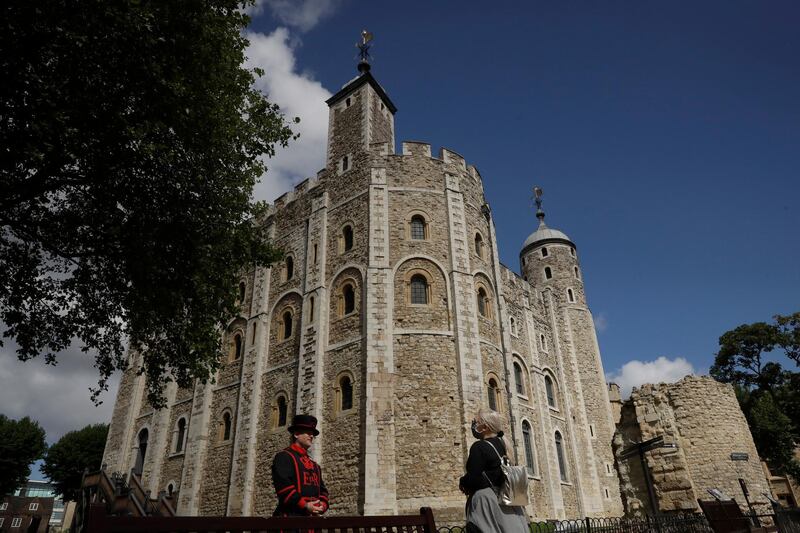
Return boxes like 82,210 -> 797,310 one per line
614,376 -> 772,516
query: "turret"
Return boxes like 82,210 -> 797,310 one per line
519,188 -> 584,307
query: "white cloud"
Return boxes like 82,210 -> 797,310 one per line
606,356 -> 696,399
248,0 -> 341,32
245,28 -> 331,202
0,343 -> 120,445
594,311 -> 609,332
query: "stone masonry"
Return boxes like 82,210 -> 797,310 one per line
613,376 -> 772,516
102,64 -> 627,521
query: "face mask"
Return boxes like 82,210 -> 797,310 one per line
471,420 -> 482,439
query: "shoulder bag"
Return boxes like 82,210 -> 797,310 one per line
483,439 -> 530,507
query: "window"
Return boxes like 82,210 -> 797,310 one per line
345,97 -> 351,107
555,431 -> 568,482
410,274 -> 428,305
487,378 -> 499,411
477,287 -> 489,318
0,518 -> 4,526
238,281 -> 246,303
541,247 -> 548,257
342,155 -> 350,171
342,225 -> 354,252
605,488 -> 610,499
281,311 -> 293,340
474,233 -> 484,259
410,215 -> 426,240
570,247 -> 575,257
589,424 -> 595,438
229,333 -> 242,362
221,412 -> 232,441
522,421 -> 535,475
252,322 -> 257,344
313,244 -> 318,263
606,463 -> 612,474
284,256 -> 294,281
338,374 -> 354,412
342,283 -> 355,315
544,267 -> 553,280
276,395 -> 288,427
11,517 -> 22,528
308,296 -> 315,322
29,503 -> 38,511
167,483 -> 175,496
175,417 -> 187,453
514,362 -> 524,395
510,317 -> 517,336
545,375 -> 556,408
574,266 -> 580,279
0,503 -> 6,510
540,334 -> 547,351
567,288 -> 575,303
135,428 -> 148,475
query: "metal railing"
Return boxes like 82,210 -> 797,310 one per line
437,514 -> 714,533
776,506 -> 800,533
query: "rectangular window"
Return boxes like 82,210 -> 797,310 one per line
0,517 -> 4,526
29,502 -> 39,511
12,517 -> 23,528
0,502 -> 7,510
589,424 -> 595,438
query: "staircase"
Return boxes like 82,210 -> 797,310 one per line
75,468 -> 176,531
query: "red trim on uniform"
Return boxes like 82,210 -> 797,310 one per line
277,485 -> 294,495
297,496 -> 310,510
290,442 -> 308,455
282,488 -> 297,504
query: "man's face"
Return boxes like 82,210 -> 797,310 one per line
294,430 -> 315,450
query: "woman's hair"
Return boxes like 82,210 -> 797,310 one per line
475,408 -> 512,453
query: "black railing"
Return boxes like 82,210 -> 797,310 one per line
776,506 -> 800,533
438,514 -> 713,533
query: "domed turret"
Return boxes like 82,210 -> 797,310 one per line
520,188 -> 584,306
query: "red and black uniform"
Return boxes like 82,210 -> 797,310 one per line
271,442 -> 329,516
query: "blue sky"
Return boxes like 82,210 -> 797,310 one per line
6,0 -> 799,480
245,0 -> 800,392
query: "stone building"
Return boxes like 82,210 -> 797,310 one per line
101,60 -> 624,521
613,376 -> 773,517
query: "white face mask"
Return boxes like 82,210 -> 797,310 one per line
471,420 -> 483,439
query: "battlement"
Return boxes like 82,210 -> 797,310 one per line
389,141 -> 478,176
267,175 -> 323,216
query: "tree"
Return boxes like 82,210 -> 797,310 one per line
42,424 -> 109,501
1,0 -> 296,407
0,415 -> 47,496
711,312 -> 800,478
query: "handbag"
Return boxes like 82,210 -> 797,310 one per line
483,439 -> 530,507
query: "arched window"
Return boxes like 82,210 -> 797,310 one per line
574,266 -> 580,279
510,317 -> 517,336
410,274 -> 428,305
555,431 -> 568,482
487,378 -> 499,411
167,483 -> 175,496
475,233 -> 484,259
545,375 -> 556,409
175,418 -> 186,453
477,287 -> 489,318
229,333 -> 242,362
522,421 -> 535,475
251,322 -> 257,344
281,311 -> 293,340
570,247 -> 575,257
285,256 -> 294,281
276,395 -> 288,427
308,296 -> 315,322
221,412 -> 232,441
567,288 -> 575,303
342,283 -> 355,315
410,215 -> 426,240
514,362 -> 525,395
540,334 -> 547,351
541,247 -> 548,257
342,225 -> 354,252
238,281 -> 246,303
544,267 -> 553,280
134,428 -> 148,475
339,375 -> 354,412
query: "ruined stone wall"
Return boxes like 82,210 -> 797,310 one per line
614,376 -> 772,516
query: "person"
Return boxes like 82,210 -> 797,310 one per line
459,409 -> 528,533
271,414 -> 329,517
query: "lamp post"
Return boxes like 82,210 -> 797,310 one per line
620,435 -> 679,516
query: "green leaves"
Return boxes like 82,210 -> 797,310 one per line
42,424 -> 109,501
711,312 -> 800,480
1,0 -> 292,407
0,415 -> 47,496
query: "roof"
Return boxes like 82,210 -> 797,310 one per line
325,70 -> 398,114
521,221 -> 573,254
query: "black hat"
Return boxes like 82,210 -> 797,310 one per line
288,414 -> 319,436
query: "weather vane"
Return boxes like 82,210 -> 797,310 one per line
356,30 -> 374,70
533,186 -> 546,222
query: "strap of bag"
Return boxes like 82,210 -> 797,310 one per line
483,438 -> 506,461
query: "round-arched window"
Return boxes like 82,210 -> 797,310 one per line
410,275 -> 428,305
410,215 -> 426,240
343,284 -> 355,315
